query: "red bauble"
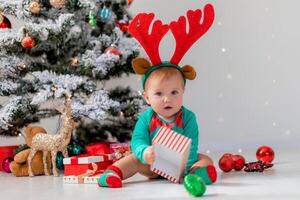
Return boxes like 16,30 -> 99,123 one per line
256,146 -> 274,163
0,14 -> 12,29
218,154 -> 234,172
232,154 -> 245,171
105,45 -> 121,56
127,0 -> 134,6
21,35 -> 36,49
2,157 -> 13,173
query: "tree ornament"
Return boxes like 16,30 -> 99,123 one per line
2,157 -> 13,173
88,11 -> 97,27
50,0 -> 66,9
17,63 -> 28,72
97,6 -> 111,22
21,35 -> 36,49
184,174 -> 206,197
232,154 -> 245,171
70,57 -> 80,66
51,84 -> 58,92
67,144 -> 84,156
127,0 -> 134,6
0,13 -> 12,29
105,44 -> 121,56
256,146 -> 274,163
115,20 -> 129,32
71,144 -> 84,155
218,153 -> 234,172
29,1 -> 41,14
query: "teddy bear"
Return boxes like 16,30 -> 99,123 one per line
10,125 -> 52,177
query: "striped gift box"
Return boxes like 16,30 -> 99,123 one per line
151,127 -> 191,183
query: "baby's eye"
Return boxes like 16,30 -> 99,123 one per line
171,90 -> 178,95
155,92 -> 162,96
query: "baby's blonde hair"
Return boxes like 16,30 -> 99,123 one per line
144,67 -> 185,91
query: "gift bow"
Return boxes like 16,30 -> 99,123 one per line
77,163 -> 105,184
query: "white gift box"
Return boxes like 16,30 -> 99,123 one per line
151,127 -> 191,183
63,155 -> 112,165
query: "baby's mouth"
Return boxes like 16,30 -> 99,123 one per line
164,106 -> 173,110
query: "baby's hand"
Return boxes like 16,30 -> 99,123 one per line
143,146 -> 155,164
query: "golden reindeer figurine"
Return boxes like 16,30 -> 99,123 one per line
28,94 -> 75,176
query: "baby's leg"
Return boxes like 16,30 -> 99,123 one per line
188,154 -> 217,185
98,154 -> 157,188
114,154 -> 158,179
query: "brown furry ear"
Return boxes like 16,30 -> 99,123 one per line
132,57 -> 152,75
181,65 -> 197,80
25,126 -> 47,147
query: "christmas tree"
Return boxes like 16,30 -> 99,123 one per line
0,0 -> 145,145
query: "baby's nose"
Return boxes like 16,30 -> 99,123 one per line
163,96 -> 170,102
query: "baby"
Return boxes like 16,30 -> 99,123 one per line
98,3 -> 216,188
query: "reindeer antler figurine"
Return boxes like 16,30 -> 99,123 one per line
27,93 -> 75,176
128,4 -> 215,89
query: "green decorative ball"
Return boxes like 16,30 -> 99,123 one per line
56,152 -> 64,170
72,144 -> 84,155
184,174 -> 206,197
67,144 -> 84,156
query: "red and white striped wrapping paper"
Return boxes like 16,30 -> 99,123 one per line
151,127 -> 191,183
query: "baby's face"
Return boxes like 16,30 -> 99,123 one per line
144,73 -> 184,121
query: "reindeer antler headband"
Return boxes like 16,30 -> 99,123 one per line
128,3 -> 215,89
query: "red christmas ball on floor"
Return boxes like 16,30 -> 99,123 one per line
218,154 -> 234,172
256,146 -> 275,163
0,14 -> 12,29
21,35 -> 36,49
2,157 -> 13,173
232,154 -> 245,171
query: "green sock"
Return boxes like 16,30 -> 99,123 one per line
189,165 -> 217,185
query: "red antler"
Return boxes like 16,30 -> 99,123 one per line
169,4 -> 215,64
128,13 -> 169,65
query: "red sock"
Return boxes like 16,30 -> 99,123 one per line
98,165 -> 123,188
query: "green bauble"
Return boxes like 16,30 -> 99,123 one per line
72,144 -> 84,155
67,144 -> 84,156
56,152 -> 64,170
184,174 -> 206,197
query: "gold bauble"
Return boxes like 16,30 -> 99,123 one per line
29,1 -> 41,14
51,85 -> 58,92
50,0 -> 66,9
70,57 -> 80,66
17,64 -> 27,71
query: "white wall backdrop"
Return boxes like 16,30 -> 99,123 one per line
2,0 -> 300,152
128,0 -> 300,152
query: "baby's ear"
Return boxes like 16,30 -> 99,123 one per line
132,57 -> 152,75
142,91 -> 151,105
181,65 -> 197,80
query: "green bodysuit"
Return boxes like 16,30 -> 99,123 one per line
131,106 -> 199,174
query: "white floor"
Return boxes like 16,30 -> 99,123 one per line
1,148 -> 300,200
